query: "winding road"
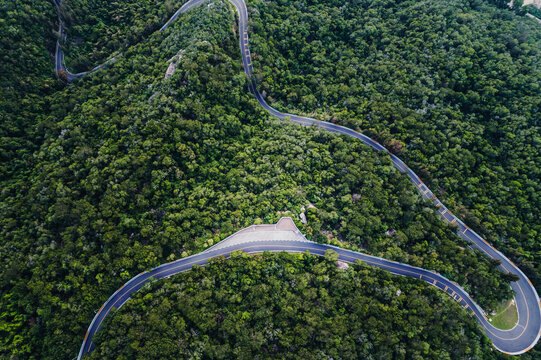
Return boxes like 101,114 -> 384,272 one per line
52,0 -> 541,357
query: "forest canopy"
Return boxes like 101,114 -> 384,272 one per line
247,0 -> 541,293
0,0 -> 539,359
89,252 -> 498,360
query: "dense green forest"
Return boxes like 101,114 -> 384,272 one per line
90,251 -> 498,359
0,0 -> 539,358
0,0 -> 60,185
57,0 -> 184,72
248,0 -> 541,293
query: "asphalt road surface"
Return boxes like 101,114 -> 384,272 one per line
51,0 -> 541,357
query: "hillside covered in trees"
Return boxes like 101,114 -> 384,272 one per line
0,0 -> 539,359
56,0 -> 184,72
248,0 -> 541,293
89,251 -> 498,359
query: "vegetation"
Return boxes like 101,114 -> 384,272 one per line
488,299 -> 519,330
524,4 -> 541,19
0,0 -> 539,358
89,251 -> 499,360
0,0 -> 60,185
57,0 -> 185,72
485,0 -> 541,19
248,0 -> 541,294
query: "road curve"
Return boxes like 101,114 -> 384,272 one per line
51,0 -> 541,356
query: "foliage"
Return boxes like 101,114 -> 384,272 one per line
89,252 -> 500,360
0,0 -> 60,184
247,0 -> 541,293
58,0 -> 185,72
524,4 -> 541,19
0,0 -> 537,358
